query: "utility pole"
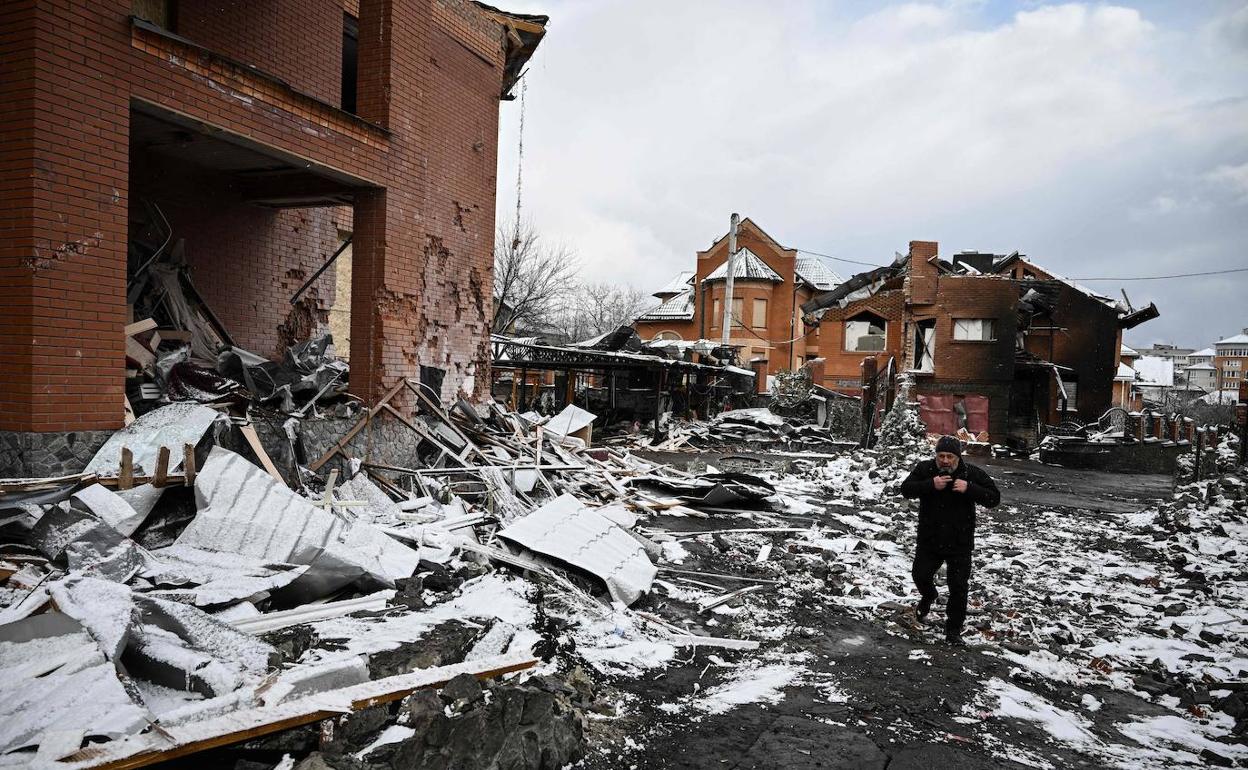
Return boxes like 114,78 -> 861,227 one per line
721,213 -> 739,348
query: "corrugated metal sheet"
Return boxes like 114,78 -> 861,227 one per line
177,448 -> 420,599
497,494 -> 655,605
704,248 -> 783,283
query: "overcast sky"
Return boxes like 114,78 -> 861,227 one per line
495,1 -> 1248,349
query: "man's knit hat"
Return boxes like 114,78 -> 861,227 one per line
935,435 -> 962,455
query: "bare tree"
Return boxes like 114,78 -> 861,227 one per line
555,281 -> 652,342
492,218 -> 578,335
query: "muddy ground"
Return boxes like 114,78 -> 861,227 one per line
569,449 -> 1230,770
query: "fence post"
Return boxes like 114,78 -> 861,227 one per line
1194,428 -> 1203,481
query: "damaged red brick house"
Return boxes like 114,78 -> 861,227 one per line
1,0 -> 546,474
633,218 -> 842,376
801,241 -> 1159,448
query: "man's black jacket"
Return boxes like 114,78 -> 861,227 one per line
900,459 -> 1001,554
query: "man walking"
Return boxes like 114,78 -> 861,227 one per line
900,435 -> 1000,646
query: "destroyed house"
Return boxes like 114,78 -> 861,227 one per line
0,0 -> 547,476
633,218 -> 842,375
802,242 -> 1159,448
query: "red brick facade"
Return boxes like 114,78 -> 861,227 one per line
635,219 -> 822,375
813,242 -> 1125,443
1,0 -> 539,433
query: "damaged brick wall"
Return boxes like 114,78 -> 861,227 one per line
2,0 -> 517,437
814,290 -> 906,392
349,0 -> 506,403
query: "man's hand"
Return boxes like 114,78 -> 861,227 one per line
933,475 -> 950,491
952,479 -> 968,493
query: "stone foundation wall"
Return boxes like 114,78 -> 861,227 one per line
0,429 -> 113,478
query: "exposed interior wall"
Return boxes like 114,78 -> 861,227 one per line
128,148 -> 343,359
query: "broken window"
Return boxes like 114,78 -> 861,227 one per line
654,330 -> 682,341
953,318 -> 996,342
1062,379 -> 1079,411
752,298 -> 768,329
844,313 -> 886,352
913,319 -> 935,372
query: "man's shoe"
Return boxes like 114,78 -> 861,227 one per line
916,597 -> 933,621
944,633 -> 965,647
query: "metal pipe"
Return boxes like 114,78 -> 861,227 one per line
291,235 -> 353,304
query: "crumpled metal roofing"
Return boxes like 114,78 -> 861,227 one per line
704,248 -> 783,283
176,448 -> 420,599
497,494 -> 656,605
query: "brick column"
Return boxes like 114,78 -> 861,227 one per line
0,1 -> 130,435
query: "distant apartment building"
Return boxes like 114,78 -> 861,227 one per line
1215,330 -> 1248,392
1134,343 -> 1194,368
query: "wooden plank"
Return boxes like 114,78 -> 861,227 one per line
71,655 -> 538,770
240,424 -> 285,484
124,318 -> 158,337
125,337 -> 156,369
152,446 -> 170,488
182,444 -> 196,487
156,329 -> 192,342
119,448 -> 134,491
698,584 -> 769,613
308,378 -> 407,471
321,469 -> 339,510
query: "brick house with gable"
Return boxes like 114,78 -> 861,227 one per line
634,218 -> 841,376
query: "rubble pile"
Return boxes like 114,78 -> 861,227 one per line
0,384 -> 791,769
642,407 -> 850,452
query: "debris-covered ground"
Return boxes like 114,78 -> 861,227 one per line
1,391 -> 1245,770
568,441 -> 1248,769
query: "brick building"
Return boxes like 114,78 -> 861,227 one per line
1214,330 -> 1248,393
1,0 -> 546,467
802,242 -> 1158,447
633,218 -> 841,376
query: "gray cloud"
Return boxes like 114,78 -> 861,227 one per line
497,1 -> 1248,348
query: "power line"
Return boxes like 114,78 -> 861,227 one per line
791,246 -> 1248,282
1068,267 -> 1248,281
792,247 -> 890,269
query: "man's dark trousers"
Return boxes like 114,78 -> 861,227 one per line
912,546 -> 971,635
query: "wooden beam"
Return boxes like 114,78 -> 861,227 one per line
70,655 -> 538,770
119,448 -> 134,491
124,318 -> 158,337
240,424 -> 285,484
182,444 -> 196,487
151,447 -> 170,488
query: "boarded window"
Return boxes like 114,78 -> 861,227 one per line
731,297 -> 744,328
752,298 -> 768,329
712,299 -> 721,327
844,313 -> 886,352
953,318 -> 996,341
